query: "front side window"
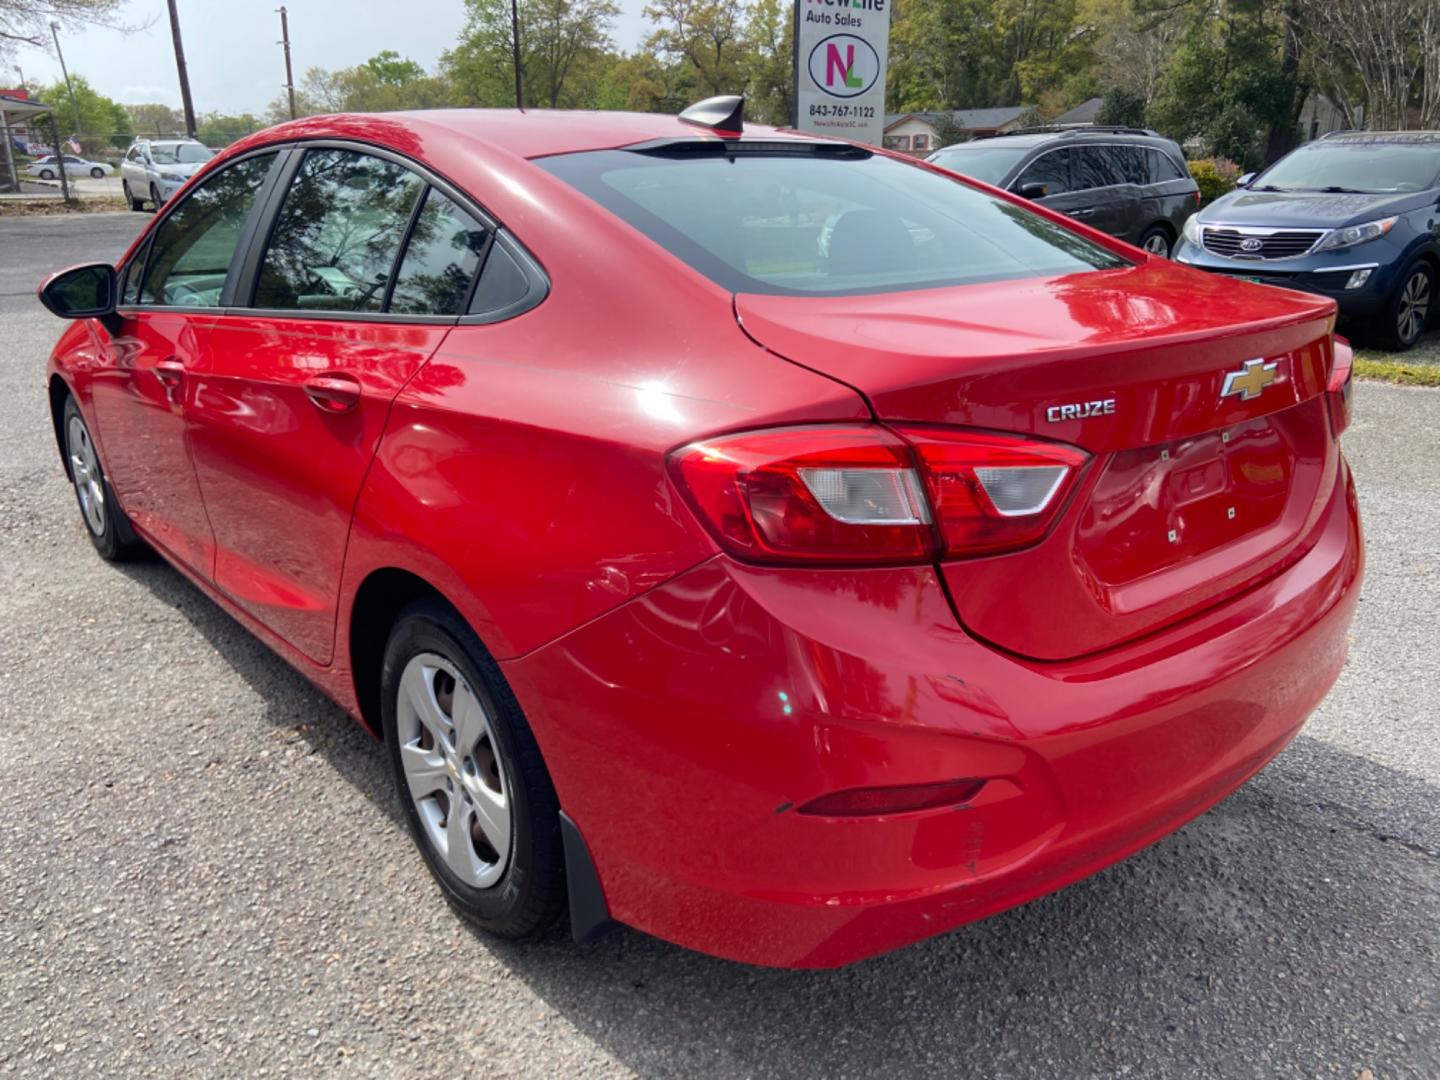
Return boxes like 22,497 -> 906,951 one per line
254,149 -> 424,312
1015,149 -> 1073,196
138,152 -> 276,307
388,189 -> 489,315
540,147 -> 1125,297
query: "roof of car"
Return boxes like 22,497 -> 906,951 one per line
224,109 -> 805,163
1320,130 -> 1440,144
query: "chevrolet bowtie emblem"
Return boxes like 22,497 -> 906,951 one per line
1220,358 -> 1278,402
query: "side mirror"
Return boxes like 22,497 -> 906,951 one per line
39,263 -> 119,330
1017,181 -> 1050,200
1236,172 -> 1256,188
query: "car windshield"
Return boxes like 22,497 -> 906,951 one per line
927,144 -> 1033,186
539,148 -> 1127,297
1256,140 -> 1440,193
150,143 -> 213,165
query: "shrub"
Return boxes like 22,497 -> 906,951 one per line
1189,157 -> 1242,206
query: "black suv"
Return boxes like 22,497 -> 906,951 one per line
927,127 -> 1200,256
1176,131 -> 1440,350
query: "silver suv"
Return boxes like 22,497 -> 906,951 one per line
120,139 -> 214,211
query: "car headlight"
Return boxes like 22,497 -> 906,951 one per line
1182,214 -> 1202,247
1314,216 -> 1398,253
160,171 -> 186,183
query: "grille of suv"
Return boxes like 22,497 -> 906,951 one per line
1201,227 -> 1324,260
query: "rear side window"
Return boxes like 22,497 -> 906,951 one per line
388,188 -> 489,315
139,152 -> 276,307
1075,146 -> 1127,189
1149,149 -> 1187,182
541,148 -> 1124,297
254,149 -> 424,312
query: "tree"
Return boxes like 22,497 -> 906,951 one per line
444,0 -> 619,108
34,74 -> 131,152
1096,86 -> 1147,127
124,103 -> 185,138
197,112 -> 262,147
1298,0 -> 1440,130
741,0 -> 791,124
0,0 -> 125,60
643,0 -> 746,97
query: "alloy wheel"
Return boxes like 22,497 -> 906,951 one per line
1397,269 -> 1431,345
1143,233 -> 1170,256
395,652 -> 512,889
67,414 -> 107,537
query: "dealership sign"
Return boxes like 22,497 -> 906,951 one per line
794,0 -> 891,145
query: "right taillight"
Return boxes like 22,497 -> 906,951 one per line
1328,335 -> 1354,435
669,424 -> 1088,565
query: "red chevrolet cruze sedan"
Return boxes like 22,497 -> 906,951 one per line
40,100 -> 1362,968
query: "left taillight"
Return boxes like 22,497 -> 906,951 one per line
669,425 -> 1089,565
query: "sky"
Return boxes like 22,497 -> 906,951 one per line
6,0 -> 654,116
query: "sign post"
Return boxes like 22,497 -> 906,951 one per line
792,0 -> 891,146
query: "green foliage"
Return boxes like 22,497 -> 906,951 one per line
197,113 -> 263,147
1188,156 -> 1242,205
931,113 -> 970,149
34,75 -> 131,153
1096,87 -> 1147,128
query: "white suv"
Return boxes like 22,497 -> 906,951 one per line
120,139 -> 214,211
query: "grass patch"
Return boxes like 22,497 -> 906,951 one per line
1352,357 -> 1440,387
0,197 -> 129,217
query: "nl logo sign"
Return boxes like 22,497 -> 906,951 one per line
807,34 -> 881,98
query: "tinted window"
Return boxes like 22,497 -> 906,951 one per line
1075,146 -> 1126,190
469,242 -> 532,315
139,153 -> 276,307
120,240 -> 149,305
540,149 -> 1125,297
254,149 -> 424,312
1015,149 -> 1073,195
1149,149 -> 1186,182
388,189 -> 489,315
1115,146 -> 1148,185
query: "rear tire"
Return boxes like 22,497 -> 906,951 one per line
381,597 -> 566,939
123,181 -> 145,212
61,396 -> 148,562
90,166 -> 104,179
1138,224 -> 1173,258
1377,260 -> 1434,351
39,168 -> 54,180
150,183 -> 162,211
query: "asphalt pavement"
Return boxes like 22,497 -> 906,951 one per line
1,213 -> 1436,1079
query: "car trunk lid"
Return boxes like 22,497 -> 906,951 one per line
735,263 -> 1340,660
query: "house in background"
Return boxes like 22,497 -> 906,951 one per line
1,90 -> 52,193
1051,97 -> 1105,126
882,107 -> 1027,154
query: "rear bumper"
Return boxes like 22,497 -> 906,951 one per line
504,458 -> 1363,968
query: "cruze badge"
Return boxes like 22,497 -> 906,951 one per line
1220,358 -> 1278,402
1046,399 -> 1116,423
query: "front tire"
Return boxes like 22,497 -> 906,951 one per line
1378,261 -> 1434,351
123,180 -> 145,211
1139,224 -> 1173,258
62,396 -> 147,561
381,597 -> 566,939
39,168 -> 54,180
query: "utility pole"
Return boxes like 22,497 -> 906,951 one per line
510,0 -> 523,108
165,0 -> 198,140
277,7 -> 297,121
47,113 -> 70,201
13,64 -> 27,92
48,22 -> 81,141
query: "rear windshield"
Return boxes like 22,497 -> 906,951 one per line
1257,140 -> 1440,193
539,148 -> 1127,297
926,144 -> 1031,186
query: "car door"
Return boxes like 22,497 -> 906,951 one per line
1014,148 -> 1082,218
1069,144 -> 1137,240
88,150 -> 281,575
186,145 -> 488,664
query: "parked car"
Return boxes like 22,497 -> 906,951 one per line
1175,131 -> 1440,350
120,138 -> 214,211
38,99 -> 1361,969
927,126 -> 1200,256
24,154 -> 113,180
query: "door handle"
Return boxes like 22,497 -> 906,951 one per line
155,357 -> 186,385
1069,207 -> 1096,218
303,373 -> 362,412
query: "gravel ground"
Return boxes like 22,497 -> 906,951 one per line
1,213 -> 1436,1079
